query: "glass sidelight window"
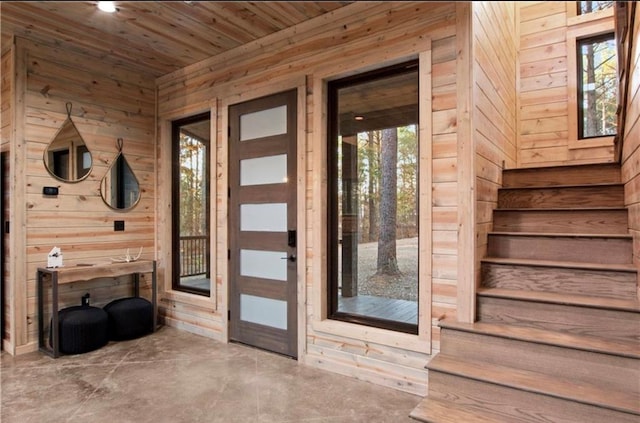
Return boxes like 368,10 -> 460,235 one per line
327,60 -> 419,334
172,112 -> 211,295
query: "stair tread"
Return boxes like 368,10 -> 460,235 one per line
482,256 -> 638,272
488,231 -> 633,239
478,287 -> 640,311
499,182 -> 624,190
427,354 -> 640,415
438,319 -> 640,359
409,397 -> 516,423
496,207 -> 628,211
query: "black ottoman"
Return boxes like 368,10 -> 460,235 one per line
54,305 -> 109,354
103,297 -> 153,341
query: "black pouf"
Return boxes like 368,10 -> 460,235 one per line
54,305 -> 109,355
103,297 -> 153,341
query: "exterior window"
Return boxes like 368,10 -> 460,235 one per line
172,113 -> 211,295
328,61 -> 419,334
577,33 -> 617,139
577,1 -> 613,15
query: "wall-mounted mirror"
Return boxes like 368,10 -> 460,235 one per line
100,138 -> 140,210
44,102 -> 92,182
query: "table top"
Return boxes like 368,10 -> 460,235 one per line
37,260 -> 155,284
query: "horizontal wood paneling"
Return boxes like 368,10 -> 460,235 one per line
621,3 -> 640,293
517,1 -> 615,167
472,2 -> 517,318
1,2 -> 349,78
11,37 -> 156,350
158,1 -> 460,395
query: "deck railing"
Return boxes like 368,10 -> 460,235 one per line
180,235 -> 209,277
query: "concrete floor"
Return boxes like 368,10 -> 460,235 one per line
1,326 -> 421,423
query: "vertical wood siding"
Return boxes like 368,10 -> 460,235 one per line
472,2 -> 517,303
518,1 -> 615,167
157,2 -> 460,395
13,37 -> 156,349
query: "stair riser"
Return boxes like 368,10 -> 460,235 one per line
498,185 -> 624,209
477,296 -> 640,342
481,263 -> 637,299
487,234 -> 632,264
502,164 -> 621,188
493,209 -> 629,234
440,328 -> 640,393
428,372 -> 640,423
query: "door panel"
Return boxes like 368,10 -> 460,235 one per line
229,89 -> 297,358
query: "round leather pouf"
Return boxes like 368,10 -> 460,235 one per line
103,297 -> 153,341
55,305 -> 109,355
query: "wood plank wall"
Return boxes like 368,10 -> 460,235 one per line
1,46 -> 14,352
1,50 -> 10,152
518,1 -> 615,167
7,37 -> 156,351
472,2 -> 518,314
620,4 -> 640,292
157,2 -> 460,395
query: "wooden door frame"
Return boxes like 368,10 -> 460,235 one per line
222,80 -> 307,358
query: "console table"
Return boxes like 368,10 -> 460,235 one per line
37,260 -> 157,358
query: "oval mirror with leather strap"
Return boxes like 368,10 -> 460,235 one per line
43,102 -> 93,182
100,138 -> 141,210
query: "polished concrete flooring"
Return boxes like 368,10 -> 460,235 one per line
1,326 -> 421,423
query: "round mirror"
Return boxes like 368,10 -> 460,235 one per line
100,138 -> 141,210
44,103 -> 92,182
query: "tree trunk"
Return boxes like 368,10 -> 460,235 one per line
585,43 -> 598,137
377,128 -> 399,275
367,131 -> 377,242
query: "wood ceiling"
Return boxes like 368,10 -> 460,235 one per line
0,1 -> 353,77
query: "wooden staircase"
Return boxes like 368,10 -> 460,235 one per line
410,163 -> 640,423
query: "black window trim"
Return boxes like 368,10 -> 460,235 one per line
171,111 -> 212,296
327,59 -> 419,335
576,31 -> 617,140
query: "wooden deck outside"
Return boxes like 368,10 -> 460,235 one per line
339,295 -> 418,325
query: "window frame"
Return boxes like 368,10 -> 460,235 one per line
171,111 -> 212,296
326,59 -> 420,335
576,32 -> 618,140
566,4 -> 616,149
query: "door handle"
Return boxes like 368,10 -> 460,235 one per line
280,254 -> 296,262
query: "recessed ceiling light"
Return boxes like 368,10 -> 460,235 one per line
98,1 -> 117,13
354,115 -> 364,121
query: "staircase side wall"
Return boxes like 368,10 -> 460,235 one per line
472,2 -> 517,301
620,4 -> 640,297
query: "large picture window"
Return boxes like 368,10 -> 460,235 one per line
327,61 -> 419,334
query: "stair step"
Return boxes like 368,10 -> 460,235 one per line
426,355 -> 640,421
477,289 -> 640,342
502,163 -> 621,188
493,208 -> 629,234
478,287 -> 640,311
487,232 -> 632,264
409,397 -> 513,423
439,322 -> 640,391
481,258 -> 638,299
440,319 -> 640,359
498,184 -> 624,208
481,256 -> 638,272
